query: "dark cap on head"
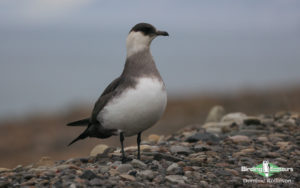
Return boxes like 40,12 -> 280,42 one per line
130,23 -> 169,36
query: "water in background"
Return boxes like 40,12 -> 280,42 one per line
0,0 -> 300,118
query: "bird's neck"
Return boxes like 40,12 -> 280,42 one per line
122,49 -> 161,80
126,32 -> 152,58
126,42 -> 150,58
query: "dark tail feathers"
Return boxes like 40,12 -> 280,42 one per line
67,118 -> 90,126
68,127 -> 89,146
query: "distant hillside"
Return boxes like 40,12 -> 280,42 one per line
0,86 -> 300,168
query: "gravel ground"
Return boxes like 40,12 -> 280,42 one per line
0,111 -> 299,187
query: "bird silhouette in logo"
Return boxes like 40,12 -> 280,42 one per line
262,160 -> 270,177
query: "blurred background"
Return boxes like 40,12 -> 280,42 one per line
0,0 -> 300,168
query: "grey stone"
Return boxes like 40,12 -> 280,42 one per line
221,112 -> 247,125
167,163 -> 179,172
202,121 -> 237,133
165,175 -> 187,184
98,166 -> 110,174
166,163 -> 184,175
170,145 -> 191,155
185,132 -> 220,143
13,165 -> 23,172
90,144 -> 109,157
153,175 -> 164,183
69,183 -> 77,188
89,178 -> 104,186
130,159 -> 147,169
116,164 -> 133,173
138,170 -> 155,180
200,180 -> 209,187
111,161 -> 122,168
52,164 -> 71,171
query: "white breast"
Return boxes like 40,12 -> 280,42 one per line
98,77 -> 167,137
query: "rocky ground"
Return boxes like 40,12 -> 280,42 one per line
0,110 -> 299,187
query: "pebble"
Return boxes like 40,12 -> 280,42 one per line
89,178 -> 103,186
185,132 -> 220,143
130,159 -> 147,169
224,168 -> 239,176
183,166 -> 194,172
240,148 -> 255,154
166,163 -> 183,175
13,165 -> 23,172
147,134 -> 161,143
228,135 -> 251,143
200,180 -> 209,187
120,174 -> 136,181
153,175 -> 164,184
276,141 -> 291,150
138,170 -> 155,180
221,112 -> 247,125
53,164 -> 72,171
90,144 -> 109,157
98,165 -> 110,174
205,105 -> 226,122
165,175 -> 187,184
203,121 -> 236,133
267,152 -> 280,158
0,168 -> 10,173
109,169 -> 119,176
111,161 -> 122,168
33,156 -> 54,168
170,145 -> 191,155
276,157 -> 287,164
116,164 -> 133,173
286,118 -> 296,126
1,112 -> 299,187
190,156 -> 206,164
167,163 -> 179,172
257,136 -> 268,142
124,145 -> 152,152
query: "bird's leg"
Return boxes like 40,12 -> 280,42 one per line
137,132 -> 141,160
120,132 -> 126,163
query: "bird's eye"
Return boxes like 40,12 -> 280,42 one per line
141,27 -> 155,35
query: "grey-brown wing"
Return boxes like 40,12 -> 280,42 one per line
91,77 -> 122,124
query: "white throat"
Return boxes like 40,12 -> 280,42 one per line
126,31 -> 155,58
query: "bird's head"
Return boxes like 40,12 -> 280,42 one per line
126,23 -> 169,57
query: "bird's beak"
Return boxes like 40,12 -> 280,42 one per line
156,30 -> 169,36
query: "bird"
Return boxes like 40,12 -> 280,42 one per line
67,23 -> 169,163
262,160 -> 270,177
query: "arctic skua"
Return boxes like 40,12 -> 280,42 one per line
67,23 -> 169,162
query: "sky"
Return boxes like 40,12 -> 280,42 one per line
0,0 -> 300,118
